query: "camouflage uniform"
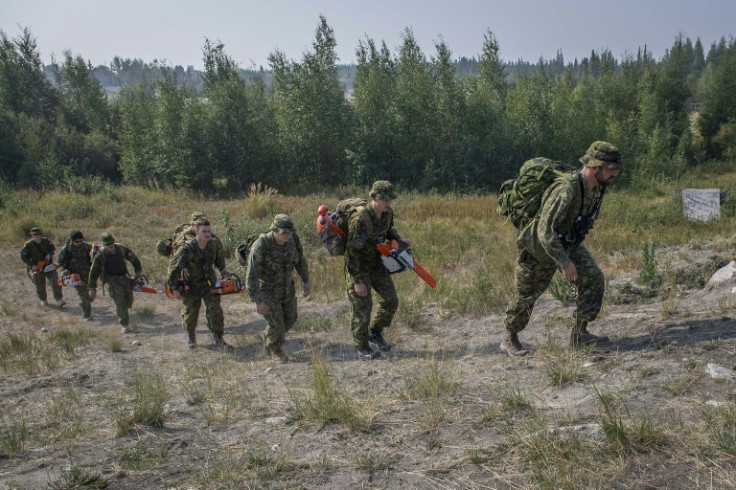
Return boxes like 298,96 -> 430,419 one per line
88,233 -> 142,328
246,215 -> 309,356
345,181 -> 404,351
20,229 -> 63,305
168,235 -> 227,337
503,142 -> 622,350
57,232 -> 93,319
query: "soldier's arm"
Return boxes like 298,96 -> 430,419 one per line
294,238 -> 310,285
56,246 -> 68,271
246,239 -> 266,303
538,182 -> 575,268
345,214 -> 371,284
88,256 -> 102,290
125,247 -> 143,276
168,245 -> 188,288
213,239 -> 227,273
20,244 -> 33,266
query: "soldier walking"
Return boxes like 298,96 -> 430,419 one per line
345,181 -> 411,359
501,141 -> 623,356
88,232 -> 143,333
168,218 -> 234,351
246,214 -> 310,363
57,230 -> 93,321
21,227 -> 64,307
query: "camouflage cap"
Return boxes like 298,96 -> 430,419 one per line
101,232 -> 115,245
580,141 -> 623,169
30,227 -> 42,235
191,211 -> 205,222
369,180 -> 397,200
270,214 -> 295,234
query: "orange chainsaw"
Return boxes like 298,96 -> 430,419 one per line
35,260 -> 58,274
58,273 -> 86,287
131,275 -> 157,294
210,273 -> 247,295
376,240 -> 437,289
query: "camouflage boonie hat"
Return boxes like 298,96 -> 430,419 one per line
270,214 -> 295,234
191,211 -> 205,221
101,232 -> 115,245
30,227 -> 42,235
369,180 -> 397,200
580,141 -> 623,169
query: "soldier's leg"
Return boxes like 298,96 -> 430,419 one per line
108,279 -> 129,327
75,284 -> 92,318
370,269 -> 398,331
181,294 -> 202,333
263,300 -> 287,352
570,245 -> 605,323
32,273 -> 47,302
504,250 -> 558,334
48,270 -> 63,302
282,289 -> 298,333
347,280 -> 373,349
202,294 -> 224,334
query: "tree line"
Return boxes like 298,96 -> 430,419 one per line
1,17 -> 735,195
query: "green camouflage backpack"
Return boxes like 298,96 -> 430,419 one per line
236,232 -> 303,266
497,158 -> 577,229
319,198 -> 376,256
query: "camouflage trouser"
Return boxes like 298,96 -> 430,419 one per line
74,284 -> 92,318
261,284 -> 298,352
106,275 -> 133,327
181,292 -> 224,335
346,266 -> 398,349
504,245 -> 604,334
32,269 -> 62,302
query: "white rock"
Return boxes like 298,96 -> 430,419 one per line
266,416 -> 287,425
271,443 -> 280,452
705,362 -> 734,380
706,400 -> 728,407
131,340 -> 141,346
265,367 -> 274,374
709,261 -> 736,284
40,327 -> 48,333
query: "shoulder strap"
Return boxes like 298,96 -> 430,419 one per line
359,207 -> 375,240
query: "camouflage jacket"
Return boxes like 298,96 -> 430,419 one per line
246,232 -> 309,303
20,238 -> 55,267
518,172 -> 603,268
168,238 -> 226,294
345,205 -> 401,284
57,241 -> 93,276
88,244 -> 142,289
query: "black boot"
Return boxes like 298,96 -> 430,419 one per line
368,327 -> 391,352
570,321 -> 609,348
213,332 -> 234,352
500,330 -> 529,357
187,330 -> 196,349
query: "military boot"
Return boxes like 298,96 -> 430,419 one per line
570,321 -> 609,349
356,345 -> 382,360
500,330 -> 529,357
187,330 -> 197,349
213,332 -> 234,352
368,327 -> 391,352
271,348 -> 289,363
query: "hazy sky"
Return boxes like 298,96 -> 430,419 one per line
2,0 -> 734,69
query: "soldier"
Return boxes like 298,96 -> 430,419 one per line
345,180 -> 411,360
246,214 -> 310,363
88,232 -> 143,333
20,227 -> 65,307
57,230 -> 93,321
168,218 -> 233,351
501,141 -> 623,356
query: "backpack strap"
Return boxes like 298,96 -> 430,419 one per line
358,206 -> 375,240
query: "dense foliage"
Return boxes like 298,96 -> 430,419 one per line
1,21 -> 735,194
